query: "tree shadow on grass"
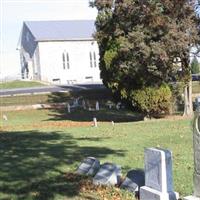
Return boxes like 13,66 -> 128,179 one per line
0,130 -> 125,200
47,109 -> 143,123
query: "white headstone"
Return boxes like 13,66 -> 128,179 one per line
77,157 -> 100,176
93,117 -> 97,127
3,114 -> 8,121
96,101 -> 100,111
67,103 -> 71,113
184,109 -> 200,200
93,163 -> 121,186
140,148 -> 179,200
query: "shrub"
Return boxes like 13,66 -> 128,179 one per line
131,84 -> 172,118
191,57 -> 200,74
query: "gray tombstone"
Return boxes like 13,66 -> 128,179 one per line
82,99 -> 86,109
93,162 -> 121,186
140,148 -> 179,200
120,169 -> 145,193
184,109 -> 200,200
77,157 -> 100,176
195,96 -> 200,108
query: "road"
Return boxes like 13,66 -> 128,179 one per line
0,84 -> 105,96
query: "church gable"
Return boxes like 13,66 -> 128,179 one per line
18,20 -> 101,84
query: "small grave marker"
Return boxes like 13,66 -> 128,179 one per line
77,157 -> 100,176
140,148 -> 179,200
67,103 -> 71,113
3,114 -> 8,121
82,100 -> 86,109
93,162 -> 121,186
93,117 -> 98,127
120,169 -> 145,193
73,98 -> 79,107
96,101 -> 100,111
116,102 -> 121,110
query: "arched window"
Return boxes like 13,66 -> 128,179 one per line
62,52 -> 66,69
93,52 -> 97,67
62,51 -> 70,69
89,52 -> 93,68
66,53 -> 70,69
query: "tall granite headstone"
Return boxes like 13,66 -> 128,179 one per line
140,148 -> 179,200
93,162 -> 121,186
184,108 -> 200,200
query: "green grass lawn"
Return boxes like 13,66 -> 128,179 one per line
0,108 -> 194,200
192,81 -> 200,94
0,80 -> 45,89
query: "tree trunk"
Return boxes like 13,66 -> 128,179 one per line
183,81 -> 193,116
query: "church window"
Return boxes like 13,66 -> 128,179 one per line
93,52 -> 97,67
89,52 -> 93,68
62,51 -> 70,69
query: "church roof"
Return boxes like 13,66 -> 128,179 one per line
24,20 -> 96,41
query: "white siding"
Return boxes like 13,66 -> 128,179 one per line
38,40 -> 101,84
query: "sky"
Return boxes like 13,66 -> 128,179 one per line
0,0 -> 97,79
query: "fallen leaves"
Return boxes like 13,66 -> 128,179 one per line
64,172 -> 134,200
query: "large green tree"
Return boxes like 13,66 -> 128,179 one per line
91,0 -> 199,116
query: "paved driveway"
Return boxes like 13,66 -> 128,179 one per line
0,84 -> 105,96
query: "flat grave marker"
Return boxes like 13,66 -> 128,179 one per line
93,162 -> 121,186
120,169 -> 145,193
77,157 -> 100,176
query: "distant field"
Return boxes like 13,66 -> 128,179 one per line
0,80 -> 45,89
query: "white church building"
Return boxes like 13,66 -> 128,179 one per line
17,20 -> 101,84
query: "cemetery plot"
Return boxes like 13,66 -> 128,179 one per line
77,157 -> 100,176
93,163 -> 121,186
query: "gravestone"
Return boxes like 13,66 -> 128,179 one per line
120,169 -> 145,193
96,101 -> 100,111
116,102 -> 121,110
93,162 -> 121,186
3,114 -> 8,121
73,98 -> 79,107
93,117 -> 98,127
82,100 -> 86,109
184,108 -> 200,200
67,103 -> 71,113
140,148 -> 179,200
77,157 -> 100,176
